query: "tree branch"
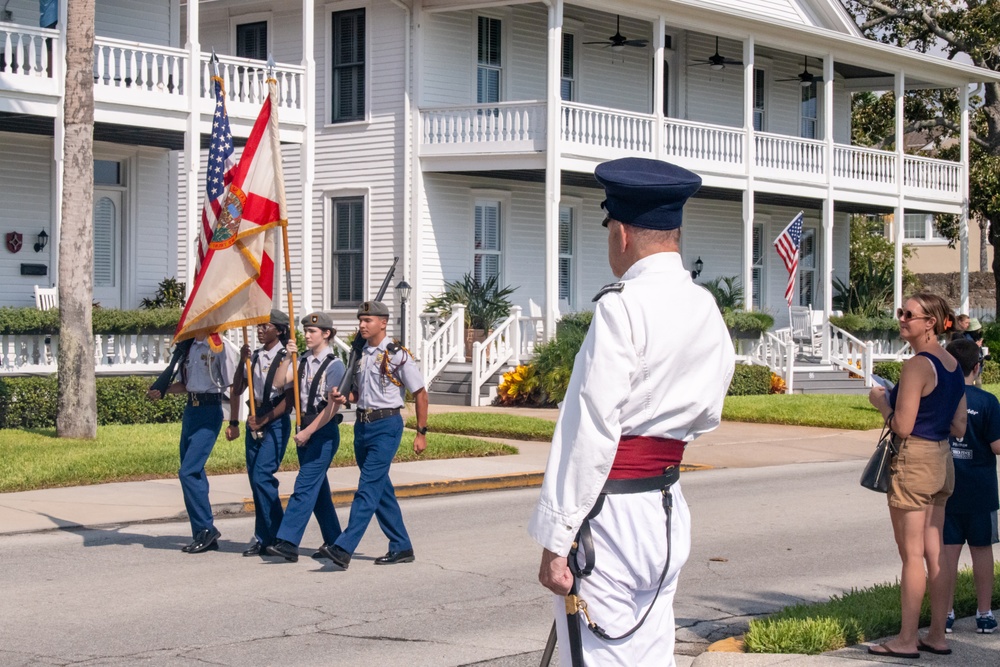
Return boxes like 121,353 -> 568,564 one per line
876,117 -> 988,151
852,1 -> 969,53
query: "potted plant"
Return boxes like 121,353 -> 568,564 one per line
723,310 -> 774,340
424,273 -> 517,357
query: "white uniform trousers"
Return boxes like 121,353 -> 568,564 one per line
552,483 -> 692,667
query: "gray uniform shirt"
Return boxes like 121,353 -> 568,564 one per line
183,338 -> 236,394
300,346 -> 346,413
355,339 -> 425,410
252,345 -> 286,404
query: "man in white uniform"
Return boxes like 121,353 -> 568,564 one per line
529,157 -> 735,666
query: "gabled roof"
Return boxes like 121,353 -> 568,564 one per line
681,0 -> 862,37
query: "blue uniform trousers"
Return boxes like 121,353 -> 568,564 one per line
334,415 -> 412,555
275,420 -> 342,546
245,415 -> 290,547
179,402 -> 222,537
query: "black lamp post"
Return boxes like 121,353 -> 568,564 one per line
691,257 -> 703,279
396,280 -> 411,346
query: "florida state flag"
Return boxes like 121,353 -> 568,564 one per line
174,79 -> 287,343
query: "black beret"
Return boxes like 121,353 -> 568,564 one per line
595,157 -> 702,230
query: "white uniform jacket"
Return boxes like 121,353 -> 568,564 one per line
528,252 -> 735,556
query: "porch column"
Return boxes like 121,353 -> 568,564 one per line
543,0 -> 563,340
300,0 -> 316,314
389,0 -> 414,345
51,0 -> 69,286
821,53 -> 834,361
411,2 -> 425,348
893,70 -> 904,312
184,0 -> 201,297
959,84 -> 971,313
741,36 -> 755,312
652,17 -> 665,159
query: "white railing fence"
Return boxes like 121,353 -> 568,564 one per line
903,155 -> 961,195
869,337 -> 912,361
204,54 -> 303,110
756,133 -> 825,175
561,102 -> 654,154
1,23 -> 58,79
422,102 -> 546,147
94,37 -> 186,98
420,304 -> 465,385
833,145 -> 896,187
747,331 -> 796,394
827,323 -> 873,387
470,308 -> 520,407
662,118 -> 744,167
0,332 -> 177,375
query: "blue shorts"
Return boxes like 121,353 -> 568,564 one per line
944,511 -> 999,547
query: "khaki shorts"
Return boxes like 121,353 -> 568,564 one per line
887,435 -> 954,510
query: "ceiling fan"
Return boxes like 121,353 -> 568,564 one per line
689,36 -> 743,70
584,15 -> 648,51
777,56 -> 824,87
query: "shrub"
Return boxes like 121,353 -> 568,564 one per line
0,307 -> 181,335
982,359 -> 1000,384
496,364 -> 540,405
424,273 -> 516,331
532,324 -> 589,404
555,311 -> 593,337
0,375 -> 186,429
769,372 -> 787,394
872,361 -> 902,384
983,320 -> 1000,356
724,310 -> 774,335
830,314 -> 899,339
140,277 -> 187,309
728,364 -> 771,396
701,276 -> 744,311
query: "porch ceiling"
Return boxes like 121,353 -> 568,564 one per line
0,113 -> 185,149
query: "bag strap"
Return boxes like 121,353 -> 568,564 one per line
301,353 -> 336,412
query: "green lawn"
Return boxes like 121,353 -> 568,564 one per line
406,412 -> 557,441
0,423 -> 516,493
722,394 -> 883,430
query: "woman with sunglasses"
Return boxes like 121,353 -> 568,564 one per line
867,292 -> 967,659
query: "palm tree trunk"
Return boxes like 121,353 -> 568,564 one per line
57,0 -> 97,439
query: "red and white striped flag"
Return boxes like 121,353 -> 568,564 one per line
174,79 -> 286,343
774,211 -> 804,306
195,76 -> 237,278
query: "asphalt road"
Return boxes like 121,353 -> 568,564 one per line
0,460 -> 905,666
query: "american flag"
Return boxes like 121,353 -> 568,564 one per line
195,76 -> 236,278
774,211 -> 804,306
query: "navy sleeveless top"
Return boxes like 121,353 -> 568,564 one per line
889,352 -> 965,441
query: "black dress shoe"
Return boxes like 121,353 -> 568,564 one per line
243,541 -> 264,557
265,539 -> 299,562
311,543 -> 332,560
318,544 -> 352,569
374,549 -> 414,565
184,528 -> 221,554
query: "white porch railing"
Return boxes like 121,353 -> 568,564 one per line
0,333 -> 176,375
470,307 -> 520,407
203,54 -> 303,111
421,101 -> 546,149
747,331 -> 796,394
833,144 -> 896,188
561,102 -> 655,154
756,132 -> 825,177
827,323 -> 873,387
1,23 -> 57,81
420,304 -> 465,385
516,314 -> 545,359
93,36 -> 186,101
662,118 -> 744,170
904,154 -> 961,196
869,337 -> 912,361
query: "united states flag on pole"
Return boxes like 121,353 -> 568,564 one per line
196,77 -> 237,277
774,211 -> 804,306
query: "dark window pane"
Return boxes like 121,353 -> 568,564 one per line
236,21 -> 268,61
332,9 -> 365,122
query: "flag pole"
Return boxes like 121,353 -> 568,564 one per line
266,54 -> 302,431
242,326 -> 257,424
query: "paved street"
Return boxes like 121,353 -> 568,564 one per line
0,460 -> 912,666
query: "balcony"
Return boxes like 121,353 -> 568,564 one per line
419,101 -> 963,205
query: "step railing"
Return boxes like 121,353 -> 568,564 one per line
748,331 -> 795,394
470,307 -> 520,407
827,323 -> 873,387
421,304 -> 465,385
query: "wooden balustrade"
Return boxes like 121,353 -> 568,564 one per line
93,37 -> 186,98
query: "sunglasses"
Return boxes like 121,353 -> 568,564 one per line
896,308 -> 931,322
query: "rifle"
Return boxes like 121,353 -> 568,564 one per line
337,257 -> 399,397
149,338 -> 194,395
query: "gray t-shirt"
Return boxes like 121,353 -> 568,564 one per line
355,339 -> 425,410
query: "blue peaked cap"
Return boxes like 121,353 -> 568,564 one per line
595,157 -> 702,230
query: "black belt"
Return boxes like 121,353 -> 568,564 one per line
356,407 -> 401,423
601,466 -> 680,495
187,392 -> 222,406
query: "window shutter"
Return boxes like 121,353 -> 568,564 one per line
93,197 -> 116,287
752,224 -> 763,264
236,22 -> 267,61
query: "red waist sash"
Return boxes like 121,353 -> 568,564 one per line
608,435 -> 685,480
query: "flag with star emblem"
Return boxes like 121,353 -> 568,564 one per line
774,211 -> 804,306
175,79 -> 286,343
195,76 -> 237,278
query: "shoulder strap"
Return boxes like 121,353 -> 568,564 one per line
259,349 -> 286,404
306,353 -> 337,411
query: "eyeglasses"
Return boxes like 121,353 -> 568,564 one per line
896,308 -> 931,322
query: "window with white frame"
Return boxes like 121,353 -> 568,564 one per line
800,81 -> 818,139
798,227 -> 816,307
559,205 -> 575,305
474,199 -> 502,284
753,68 -> 766,131
561,33 -> 575,101
752,222 -> 764,309
903,213 -> 946,242
477,16 -> 502,104
332,8 -> 365,123
331,197 -> 364,306
236,21 -> 268,61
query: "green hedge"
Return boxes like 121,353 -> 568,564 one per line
0,307 -> 181,335
829,314 -> 899,339
0,376 -> 185,429
723,310 -> 775,335
872,361 -> 901,384
728,364 -> 772,396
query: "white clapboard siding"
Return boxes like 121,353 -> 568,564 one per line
0,133 -> 53,307
193,4 -> 303,65
133,148 -> 173,305
96,0 -> 173,47
685,33 -> 744,128
696,0 -> 812,25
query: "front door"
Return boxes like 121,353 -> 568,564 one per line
93,189 -> 123,309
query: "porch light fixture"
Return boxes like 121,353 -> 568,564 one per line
34,229 -> 49,252
611,43 -> 625,53
691,257 -> 703,279
710,62 -> 724,71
